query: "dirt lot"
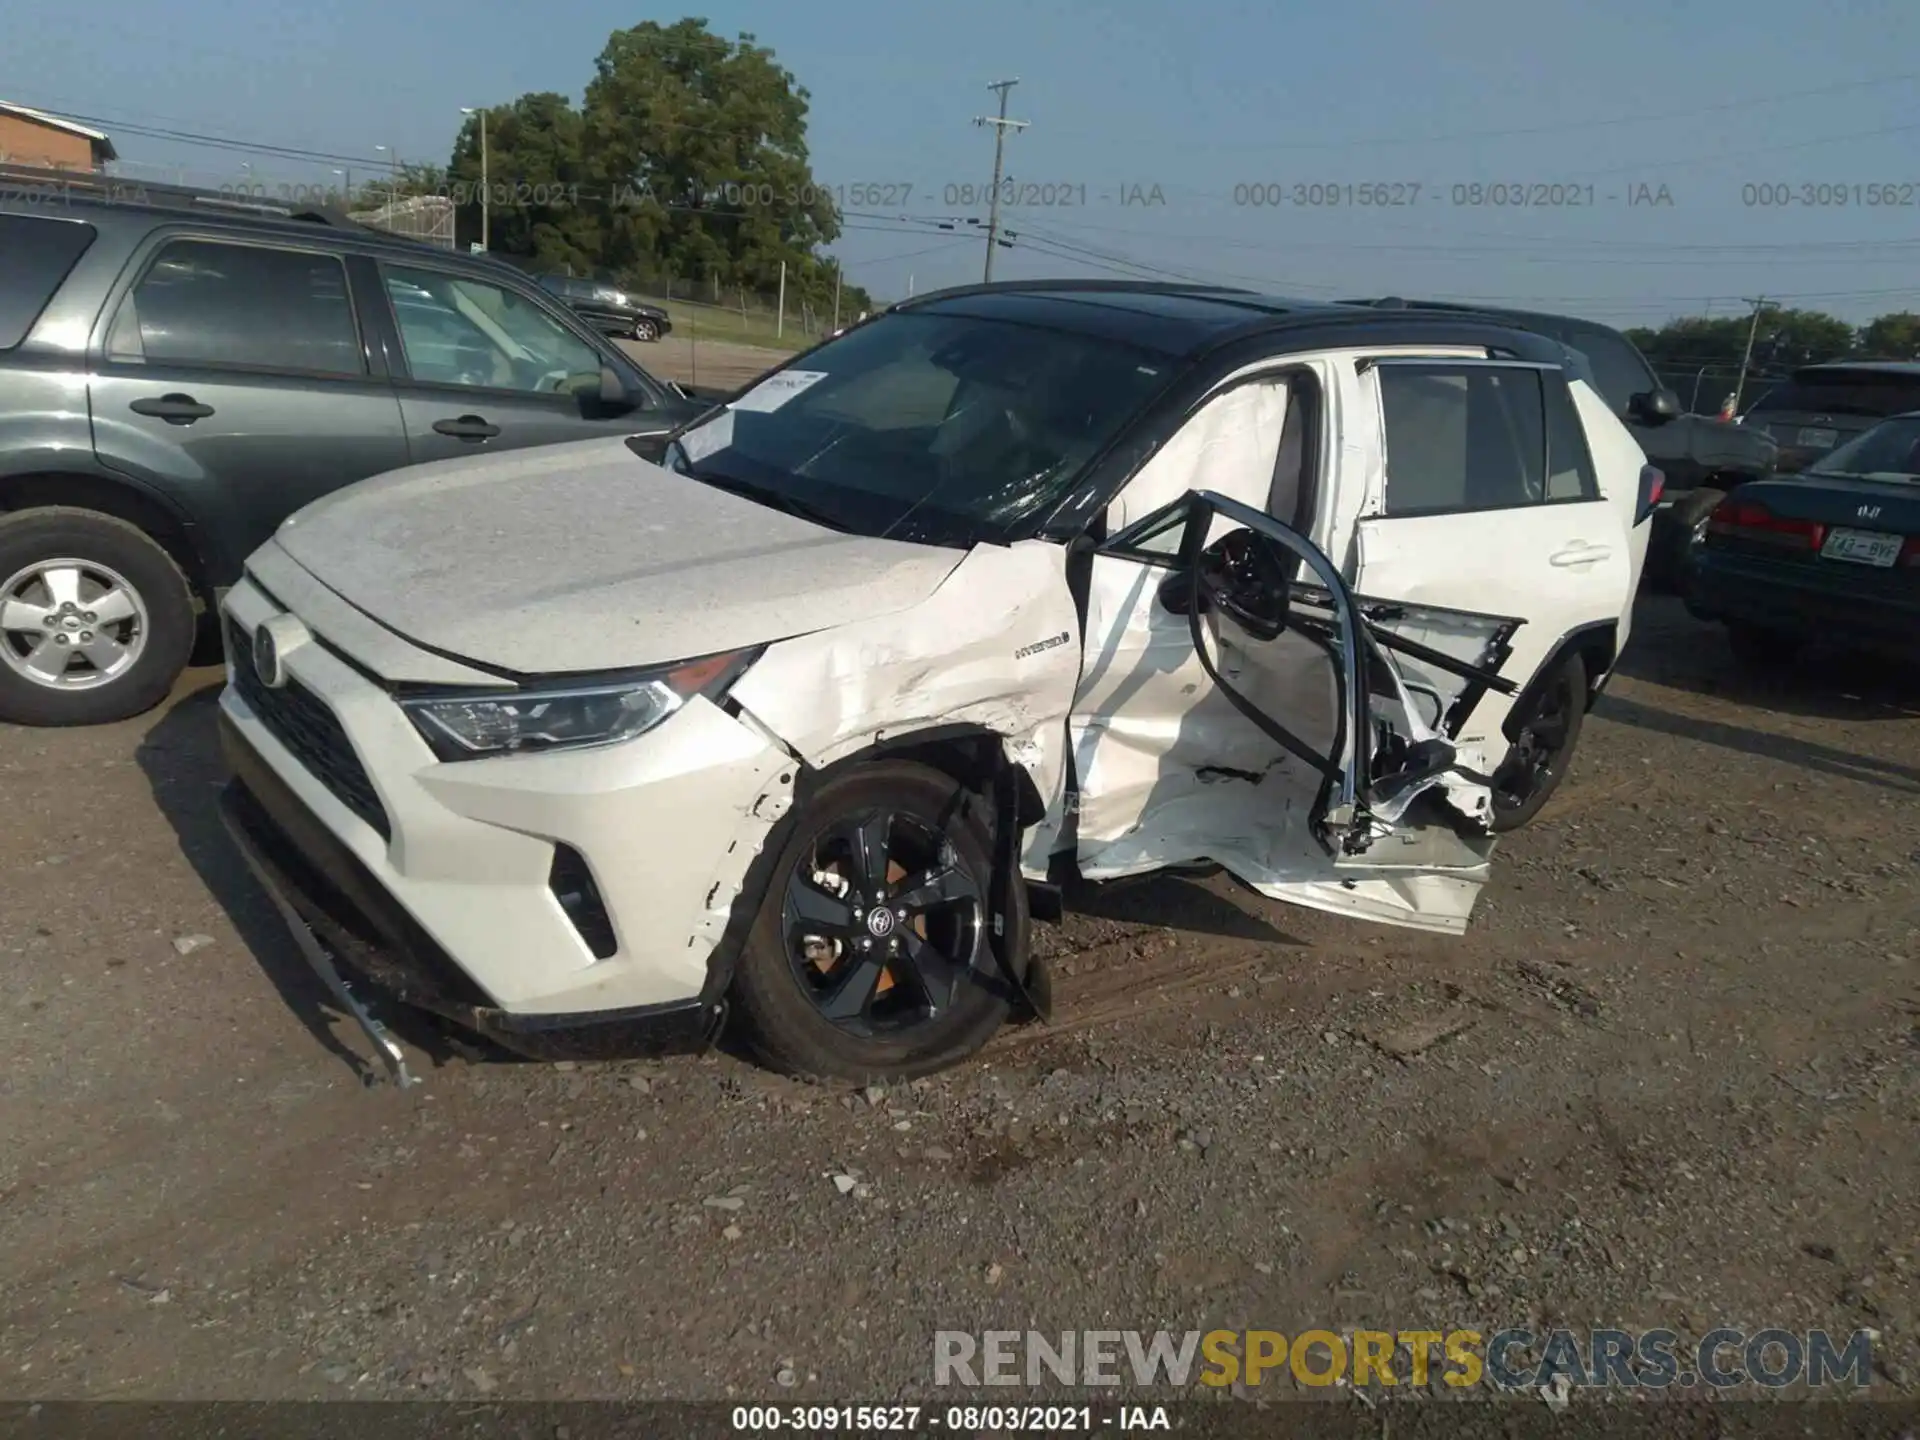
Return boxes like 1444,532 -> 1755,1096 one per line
1,592 -> 1917,1407
619,333 -> 790,394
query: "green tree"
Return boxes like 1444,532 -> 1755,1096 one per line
450,93 -> 595,272
1858,311 -> 1920,360
580,18 -> 839,293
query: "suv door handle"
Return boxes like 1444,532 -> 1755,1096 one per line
432,415 -> 501,440
129,393 -> 215,425
1550,542 -> 1612,567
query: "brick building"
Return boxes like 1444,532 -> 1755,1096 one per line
0,101 -> 116,172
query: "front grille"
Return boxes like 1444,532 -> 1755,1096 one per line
227,617 -> 391,840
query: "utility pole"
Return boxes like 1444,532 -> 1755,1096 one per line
1733,296 -> 1777,414
974,79 -> 1027,282
832,268 -> 842,331
776,259 -> 787,339
463,108 -> 489,252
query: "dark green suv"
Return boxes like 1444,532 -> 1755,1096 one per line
0,176 -> 703,726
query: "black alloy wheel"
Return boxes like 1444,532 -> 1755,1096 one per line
1489,650 -> 1588,832
782,807 -> 986,1039
731,760 -> 1025,1081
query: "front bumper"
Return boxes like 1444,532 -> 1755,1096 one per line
1686,550 -> 1920,662
217,572 -> 797,1064
219,716 -> 725,1067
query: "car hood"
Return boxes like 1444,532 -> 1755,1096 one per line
272,436 -> 966,676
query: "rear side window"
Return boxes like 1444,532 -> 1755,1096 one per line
1747,373 -> 1920,418
0,214 -> 96,349
1378,363 -> 1549,515
106,239 -> 362,375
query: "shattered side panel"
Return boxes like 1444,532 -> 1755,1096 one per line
728,539 -> 1084,865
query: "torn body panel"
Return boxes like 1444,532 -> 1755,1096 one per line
728,538 -> 1085,871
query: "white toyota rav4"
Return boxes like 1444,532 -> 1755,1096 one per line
217,283 -> 1657,1083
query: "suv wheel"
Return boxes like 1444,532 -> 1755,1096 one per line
731,760 -> 1025,1081
1489,650 -> 1588,833
0,509 -> 195,727
631,318 -> 659,343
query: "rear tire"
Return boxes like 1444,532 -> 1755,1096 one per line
731,760 -> 1025,1082
1489,650 -> 1588,833
0,508 -> 194,727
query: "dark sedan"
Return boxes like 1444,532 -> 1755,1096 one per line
536,274 -> 674,342
1686,412 -> 1920,667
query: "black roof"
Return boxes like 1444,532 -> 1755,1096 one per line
893,280 -> 1598,363
1343,295 -> 1634,342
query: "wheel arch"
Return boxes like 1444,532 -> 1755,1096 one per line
0,470 -> 212,600
1504,620 -> 1617,734
799,721 -> 1051,828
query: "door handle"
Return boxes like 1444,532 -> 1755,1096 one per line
129,393 -> 215,425
1549,543 -> 1611,567
432,415 -> 501,441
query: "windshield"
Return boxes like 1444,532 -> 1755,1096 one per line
660,311 -> 1173,546
1805,415 -> 1920,479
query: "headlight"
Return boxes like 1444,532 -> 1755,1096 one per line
399,648 -> 759,761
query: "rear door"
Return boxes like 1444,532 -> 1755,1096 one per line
370,260 -> 681,465
87,233 -> 412,584
1088,490 -> 1520,934
1345,356 -> 1633,763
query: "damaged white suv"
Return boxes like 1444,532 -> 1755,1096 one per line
217,282 -> 1656,1083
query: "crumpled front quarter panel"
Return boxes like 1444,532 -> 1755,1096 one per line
729,540 -> 1083,809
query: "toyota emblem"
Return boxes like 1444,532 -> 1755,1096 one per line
866,908 -> 896,938
253,623 -> 286,689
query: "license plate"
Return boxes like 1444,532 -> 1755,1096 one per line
1798,426 -> 1838,449
1820,527 -> 1903,567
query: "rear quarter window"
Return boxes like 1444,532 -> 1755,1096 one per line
0,214 -> 97,349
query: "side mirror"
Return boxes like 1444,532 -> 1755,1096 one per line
1196,530 -> 1292,642
599,365 -> 628,405
1630,388 -> 1681,425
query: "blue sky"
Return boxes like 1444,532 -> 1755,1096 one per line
9,0 -> 1920,325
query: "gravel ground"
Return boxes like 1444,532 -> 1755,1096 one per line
1,594 -> 1916,1408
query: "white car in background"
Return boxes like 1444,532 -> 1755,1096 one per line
216,282 -> 1656,1083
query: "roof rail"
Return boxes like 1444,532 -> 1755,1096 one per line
0,162 -> 435,246
893,277 -> 1255,310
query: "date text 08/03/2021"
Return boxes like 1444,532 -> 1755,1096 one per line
729,1406 -> 1163,1432
1230,180 -> 1675,207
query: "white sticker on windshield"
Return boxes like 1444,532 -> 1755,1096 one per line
732,369 -> 828,412
677,409 -> 734,464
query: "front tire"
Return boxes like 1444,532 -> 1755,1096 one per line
731,760 -> 1025,1082
0,508 -> 194,727
632,318 -> 659,343
1489,650 -> 1588,833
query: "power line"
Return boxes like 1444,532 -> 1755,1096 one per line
1083,70 -> 1920,153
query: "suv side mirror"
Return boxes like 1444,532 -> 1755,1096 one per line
1197,530 -> 1293,642
1630,388 -> 1681,425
